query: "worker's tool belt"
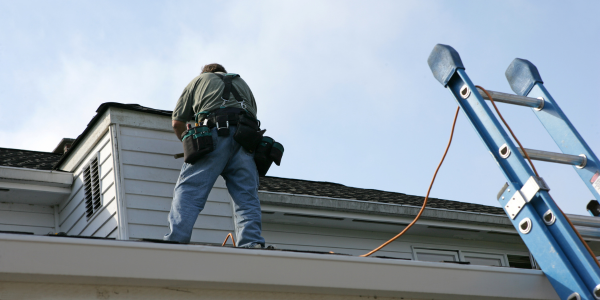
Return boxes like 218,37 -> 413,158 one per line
180,125 -> 214,164
199,108 -> 264,153
200,107 -> 246,136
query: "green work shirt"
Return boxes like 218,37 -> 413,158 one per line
172,72 -> 257,122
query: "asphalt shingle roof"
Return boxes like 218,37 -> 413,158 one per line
259,176 -> 505,215
0,148 -> 63,170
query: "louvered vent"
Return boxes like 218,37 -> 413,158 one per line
84,157 -> 102,220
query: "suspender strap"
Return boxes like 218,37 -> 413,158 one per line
214,73 -> 244,102
229,79 -> 245,103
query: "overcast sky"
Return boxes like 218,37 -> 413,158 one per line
1,0 -> 599,215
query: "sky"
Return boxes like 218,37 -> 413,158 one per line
1,0 -> 599,215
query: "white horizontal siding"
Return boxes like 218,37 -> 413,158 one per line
127,194 -> 232,217
123,164 -> 180,184
121,151 -> 182,170
60,172 -> 116,232
128,209 -> 234,230
79,197 -> 118,237
67,182 -> 117,235
120,135 -> 181,156
119,126 -> 234,244
123,179 -> 174,198
0,203 -> 54,235
92,211 -> 119,238
57,133 -> 119,236
121,126 -> 175,140
107,227 -> 118,238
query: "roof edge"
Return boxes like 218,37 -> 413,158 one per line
0,165 -> 73,186
0,233 -> 556,300
258,191 -> 513,227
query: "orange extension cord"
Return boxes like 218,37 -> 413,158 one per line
360,106 -> 461,257
362,86 -> 600,265
222,233 -> 236,247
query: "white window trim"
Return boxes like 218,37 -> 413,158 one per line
412,246 -> 509,267
460,251 -> 508,267
413,248 -> 460,262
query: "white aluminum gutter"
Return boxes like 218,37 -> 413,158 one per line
0,165 -> 72,187
0,166 -> 73,205
0,233 -> 558,300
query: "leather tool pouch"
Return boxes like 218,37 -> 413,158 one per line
254,137 -> 284,177
233,114 -> 263,153
254,137 -> 274,176
270,141 -> 284,166
181,126 -> 214,164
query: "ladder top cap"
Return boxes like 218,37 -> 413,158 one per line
428,44 -> 465,87
505,58 -> 544,96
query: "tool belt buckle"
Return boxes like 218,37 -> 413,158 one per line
216,120 -> 230,136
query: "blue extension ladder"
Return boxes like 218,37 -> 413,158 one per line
428,44 -> 600,300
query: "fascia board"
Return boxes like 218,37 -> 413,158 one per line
0,165 -> 73,187
0,181 -> 71,195
57,110 -> 111,172
107,107 -> 172,132
573,225 -> 600,241
564,214 -> 600,241
0,234 -> 557,300
260,204 -> 519,235
259,191 -> 513,227
566,214 -> 600,227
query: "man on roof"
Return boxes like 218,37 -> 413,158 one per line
165,63 -> 266,248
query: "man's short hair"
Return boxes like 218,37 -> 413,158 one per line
202,63 -> 227,73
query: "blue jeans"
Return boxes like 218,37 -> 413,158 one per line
164,126 -> 265,248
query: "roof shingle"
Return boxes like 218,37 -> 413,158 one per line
0,148 -> 63,170
259,176 -> 505,215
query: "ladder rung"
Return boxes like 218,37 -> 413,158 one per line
519,148 -> 586,167
476,87 -> 543,109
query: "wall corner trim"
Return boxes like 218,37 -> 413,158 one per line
109,124 -> 129,240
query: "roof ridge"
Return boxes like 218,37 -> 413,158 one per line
263,175 -> 414,196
